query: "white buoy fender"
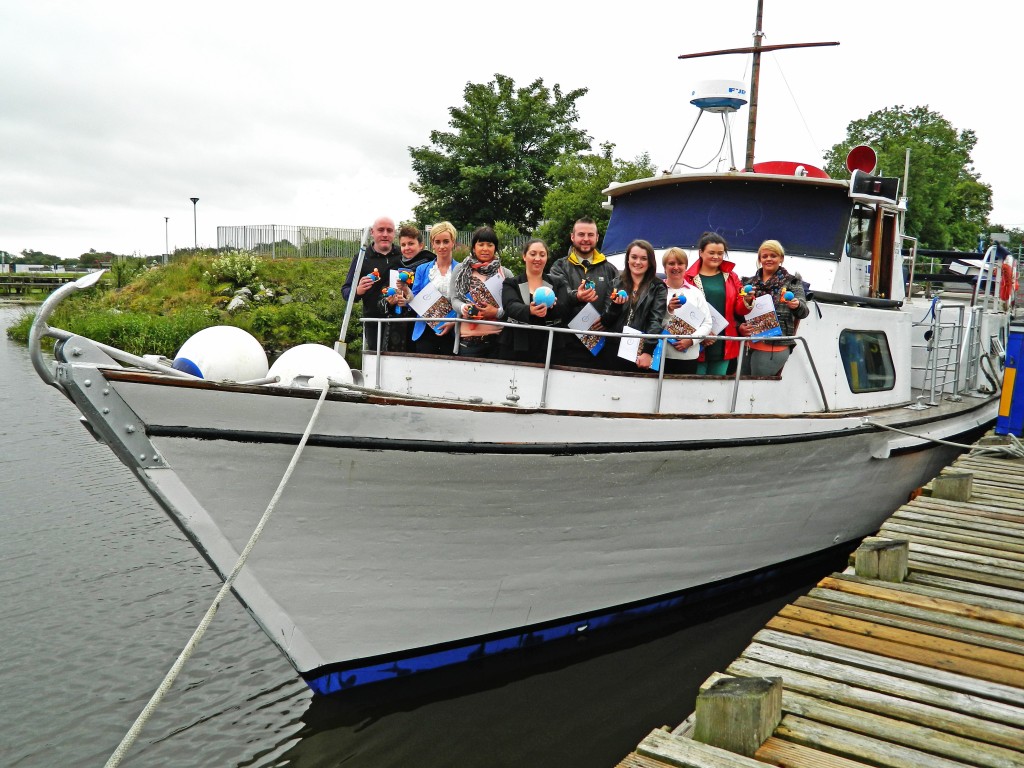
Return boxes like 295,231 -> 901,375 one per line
172,326 -> 269,382
268,344 -> 353,389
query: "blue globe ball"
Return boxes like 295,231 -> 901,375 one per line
533,286 -> 556,307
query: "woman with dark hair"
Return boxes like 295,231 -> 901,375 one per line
683,232 -> 749,375
450,226 -> 514,358
499,238 -> 570,363
601,239 -> 666,371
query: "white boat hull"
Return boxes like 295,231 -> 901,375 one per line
57,363 -> 995,693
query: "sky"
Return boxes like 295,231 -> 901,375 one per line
2,0 -> 1021,260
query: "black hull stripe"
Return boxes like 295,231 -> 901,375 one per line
147,414 -> 991,456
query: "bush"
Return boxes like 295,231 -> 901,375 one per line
204,251 -> 263,288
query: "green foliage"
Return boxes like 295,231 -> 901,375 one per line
109,254 -> 147,289
822,105 -> 992,250
537,142 -> 656,255
410,73 -> 590,232
204,250 -> 263,288
5,256 -> 357,363
492,221 -> 525,275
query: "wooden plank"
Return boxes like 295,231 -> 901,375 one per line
726,657 -> 1024,751
636,728 -> 768,768
880,532 -> 1024,573
739,641 -> 1024,727
806,586 -> 1024,642
906,572 -> 1024,604
764,614 -> 1024,687
819,575 -> 1024,625
774,605 -> 1024,672
891,508 -> 1024,540
616,752 -> 674,768
903,545 -> 1024,579
884,519 -> 1024,554
775,714 -> 977,768
905,557 -> 1024,592
778,688 -> 1024,768
755,738 -> 873,768
751,629 -> 1024,706
913,495 -> 1024,520
794,595 -> 1024,655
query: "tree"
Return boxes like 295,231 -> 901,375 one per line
537,142 -> 656,255
19,248 -> 60,265
822,105 -> 991,250
410,74 -> 590,232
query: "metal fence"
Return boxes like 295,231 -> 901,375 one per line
217,225 -> 365,259
217,224 -> 532,259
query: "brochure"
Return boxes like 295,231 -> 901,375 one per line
568,303 -> 605,356
745,294 -> 783,338
408,282 -> 456,334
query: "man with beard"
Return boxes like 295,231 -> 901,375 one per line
549,217 -> 619,368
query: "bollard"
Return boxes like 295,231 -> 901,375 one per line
855,537 -> 909,582
931,471 -> 974,502
693,676 -> 782,757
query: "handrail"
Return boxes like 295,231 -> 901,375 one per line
361,316 -> 831,414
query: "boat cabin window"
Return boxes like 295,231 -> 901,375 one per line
846,204 -> 874,260
839,330 -> 895,393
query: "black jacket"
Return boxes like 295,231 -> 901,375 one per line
601,279 -> 668,354
498,273 -> 571,362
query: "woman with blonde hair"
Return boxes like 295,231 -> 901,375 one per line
738,239 -> 809,376
408,221 -> 460,355
660,247 -> 712,374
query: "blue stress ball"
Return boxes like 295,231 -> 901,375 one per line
675,292 -> 687,305
743,284 -> 754,294
584,280 -> 596,290
533,286 -> 556,308
616,289 -> 628,300
783,290 -> 795,301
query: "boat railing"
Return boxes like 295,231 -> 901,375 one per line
909,298 -> 976,407
362,316 -> 830,415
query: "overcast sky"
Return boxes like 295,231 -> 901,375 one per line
2,0 -> 1020,260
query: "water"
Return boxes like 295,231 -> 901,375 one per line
0,305 -> 845,767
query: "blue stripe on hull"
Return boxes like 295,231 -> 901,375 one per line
301,541 -> 852,695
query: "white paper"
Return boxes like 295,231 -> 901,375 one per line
707,303 -> 729,335
568,303 -> 601,332
617,325 -> 643,363
408,282 -> 442,314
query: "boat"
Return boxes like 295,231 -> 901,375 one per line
29,31 -> 1014,696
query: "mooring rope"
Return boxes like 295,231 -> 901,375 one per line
104,384 -> 331,768
862,418 -> 1024,459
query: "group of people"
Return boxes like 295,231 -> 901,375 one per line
341,216 -> 809,376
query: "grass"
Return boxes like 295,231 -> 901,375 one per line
5,254 -> 363,365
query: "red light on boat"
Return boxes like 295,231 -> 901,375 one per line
846,145 -> 877,174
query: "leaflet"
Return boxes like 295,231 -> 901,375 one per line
568,303 -> 605,356
408,282 -> 456,334
745,294 -> 783,338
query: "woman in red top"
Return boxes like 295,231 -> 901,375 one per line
683,232 -> 749,375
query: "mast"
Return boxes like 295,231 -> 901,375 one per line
678,2 -> 838,171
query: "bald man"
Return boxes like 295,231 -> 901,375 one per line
342,216 -> 402,353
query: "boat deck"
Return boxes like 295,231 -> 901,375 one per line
616,434 -> 1024,768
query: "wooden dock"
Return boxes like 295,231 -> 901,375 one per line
618,436 -> 1024,768
0,275 -> 76,296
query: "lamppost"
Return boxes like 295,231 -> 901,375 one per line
164,216 -> 169,265
190,197 -> 199,249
